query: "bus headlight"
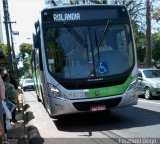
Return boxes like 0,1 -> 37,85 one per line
48,83 -> 67,100
126,76 -> 137,94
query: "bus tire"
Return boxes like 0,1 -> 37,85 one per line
37,96 -> 41,102
40,87 -> 46,109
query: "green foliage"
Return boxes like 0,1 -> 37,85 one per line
0,44 -> 8,58
23,57 -> 31,70
0,44 -> 8,66
110,0 -> 147,63
18,43 -> 32,78
152,32 -> 160,61
0,48 -> 5,58
19,43 -> 32,61
24,71 -> 32,78
135,31 -> 146,62
152,3 -> 160,22
18,67 -> 26,78
110,0 -> 146,32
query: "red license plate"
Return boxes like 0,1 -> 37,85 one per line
90,105 -> 106,112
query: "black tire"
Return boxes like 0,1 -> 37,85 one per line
144,87 -> 152,100
40,87 -> 46,109
37,96 -> 41,102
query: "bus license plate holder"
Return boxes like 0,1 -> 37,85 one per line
90,105 -> 106,112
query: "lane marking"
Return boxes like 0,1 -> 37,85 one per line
138,99 -> 160,105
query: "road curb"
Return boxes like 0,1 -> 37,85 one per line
19,93 -> 29,144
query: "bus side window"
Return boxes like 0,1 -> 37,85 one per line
34,21 -> 43,71
39,44 -> 43,71
35,49 -> 39,69
36,32 -> 43,71
31,49 -> 36,72
35,48 -> 43,71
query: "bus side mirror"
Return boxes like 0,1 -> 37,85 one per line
33,33 -> 39,48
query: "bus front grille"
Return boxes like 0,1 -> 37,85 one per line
73,97 -> 122,111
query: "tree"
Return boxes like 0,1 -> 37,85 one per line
0,47 -> 5,59
153,9 -> 160,22
152,32 -> 160,61
110,0 -> 148,66
18,43 -> 32,78
19,43 -> 32,61
110,0 -> 146,32
135,31 -> 146,62
0,44 -> 8,58
0,44 -> 8,66
152,1 -> 160,22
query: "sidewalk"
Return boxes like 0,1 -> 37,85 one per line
3,93 -> 27,144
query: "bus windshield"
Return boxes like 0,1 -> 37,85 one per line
44,23 -> 134,80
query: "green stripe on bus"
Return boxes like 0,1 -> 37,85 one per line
87,77 -> 132,98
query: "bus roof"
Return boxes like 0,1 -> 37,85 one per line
42,4 -> 127,11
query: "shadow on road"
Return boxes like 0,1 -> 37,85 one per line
28,125 -> 44,144
53,106 -> 160,133
139,95 -> 160,100
25,108 -> 44,144
25,111 -> 35,123
24,104 -> 30,111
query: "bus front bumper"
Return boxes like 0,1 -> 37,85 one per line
49,92 -> 138,117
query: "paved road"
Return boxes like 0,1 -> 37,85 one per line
23,91 -> 160,144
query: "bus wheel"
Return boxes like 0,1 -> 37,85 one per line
37,96 -> 41,102
144,87 -> 152,100
40,87 -> 46,109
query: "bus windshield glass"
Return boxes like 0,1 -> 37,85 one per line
44,23 -> 134,80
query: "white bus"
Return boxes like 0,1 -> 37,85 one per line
31,4 -> 138,118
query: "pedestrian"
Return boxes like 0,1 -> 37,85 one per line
8,71 -> 18,90
0,67 -> 6,137
2,73 -> 17,123
8,70 -> 20,111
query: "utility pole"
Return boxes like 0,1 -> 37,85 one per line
9,21 -> 17,76
146,0 -> 152,68
2,0 -> 13,70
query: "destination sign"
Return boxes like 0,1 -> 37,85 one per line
42,6 -> 128,22
53,13 -> 80,21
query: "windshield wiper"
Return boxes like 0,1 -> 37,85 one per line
64,24 -> 88,48
97,20 -> 111,47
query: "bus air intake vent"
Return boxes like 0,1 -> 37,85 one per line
73,97 -> 122,111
